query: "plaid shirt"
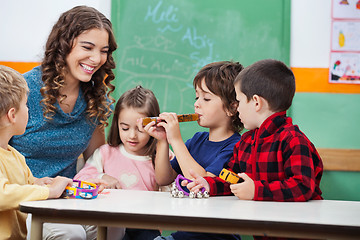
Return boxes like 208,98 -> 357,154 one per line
205,111 -> 323,202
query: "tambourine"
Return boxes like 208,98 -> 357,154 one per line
170,174 -> 209,198
62,180 -> 98,199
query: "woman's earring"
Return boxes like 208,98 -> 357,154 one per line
91,80 -> 95,87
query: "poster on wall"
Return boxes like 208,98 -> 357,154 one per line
330,0 -> 360,84
331,21 -> 360,51
333,0 -> 360,19
330,52 -> 360,83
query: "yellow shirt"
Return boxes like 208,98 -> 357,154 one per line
0,145 -> 49,240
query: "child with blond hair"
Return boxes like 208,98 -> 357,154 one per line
0,65 -> 72,240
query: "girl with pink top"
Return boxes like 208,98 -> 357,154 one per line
75,85 -> 163,240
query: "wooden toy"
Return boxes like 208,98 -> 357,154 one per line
142,113 -> 199,126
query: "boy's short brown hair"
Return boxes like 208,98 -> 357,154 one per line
193,61 -> 244,133
0,65 -> 28,117
235,59 -> 295,112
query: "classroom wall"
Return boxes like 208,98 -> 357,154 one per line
0,0 -> 359,201
0,0 -> 111,62
291,0 -> 360,201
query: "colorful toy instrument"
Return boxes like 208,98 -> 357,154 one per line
142,113 -> 199,126
62,180 -> 98,199
170,174 -> 209,198
219,168 -> 244,184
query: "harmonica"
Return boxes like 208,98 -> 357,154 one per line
142,113 -> 199,126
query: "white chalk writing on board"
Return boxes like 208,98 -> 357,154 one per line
118,0 -> 219,113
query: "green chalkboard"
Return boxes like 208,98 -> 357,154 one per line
111,0 -> 290,140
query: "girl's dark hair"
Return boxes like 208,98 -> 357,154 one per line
235,59 -> 295,112
107,86 -> 160,165
193,61 -> 244,133
40,5 -> 117,128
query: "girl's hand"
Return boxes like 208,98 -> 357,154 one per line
102,174 -> 121,189
156,112 -> 182,145
86,178 -> 108,193
230,173 -> 255,200
185,169 -> 210,193
139,118 -> 167,141
34,177 -> 53,186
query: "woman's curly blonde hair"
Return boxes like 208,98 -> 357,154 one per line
40,6 -> 117,128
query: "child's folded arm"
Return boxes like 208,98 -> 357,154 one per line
0,176 -> 48,210
253,138 -> 322,202
203,151 -> 242,196
204,176 -> 232,196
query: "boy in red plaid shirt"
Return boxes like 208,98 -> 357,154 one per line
187,59 -> 323,235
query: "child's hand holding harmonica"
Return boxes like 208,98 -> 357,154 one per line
155,113 -> 183,145
140,113 -> 199,145
140,112 -> 182,145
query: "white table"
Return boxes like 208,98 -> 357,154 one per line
20,189 -> 360,239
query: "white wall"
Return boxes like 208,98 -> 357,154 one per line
290,0 -> 331,68
0,0 -> 331,69
0,0 -> 111,62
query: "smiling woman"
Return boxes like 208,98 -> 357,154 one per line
9,5 -> 117,240
65,29 -> 109,84
60,28 -> 110,114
